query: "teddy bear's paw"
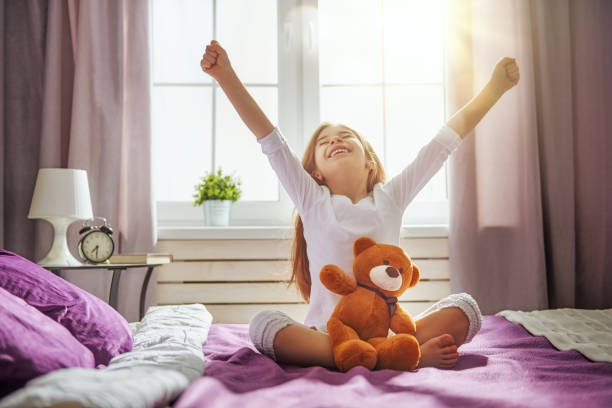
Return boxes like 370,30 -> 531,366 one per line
375,334 -> 421,371
334,339 -> 377,372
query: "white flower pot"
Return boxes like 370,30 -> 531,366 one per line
203,200 -> 232,226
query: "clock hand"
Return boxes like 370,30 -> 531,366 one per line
94,245 -> 99,257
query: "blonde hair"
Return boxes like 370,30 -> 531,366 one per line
289,122 -> 386,302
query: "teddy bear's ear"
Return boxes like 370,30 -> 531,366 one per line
408,263 -> 421,288
353,237 -> 377,256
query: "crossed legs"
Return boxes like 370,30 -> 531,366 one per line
268,305 -> 470,369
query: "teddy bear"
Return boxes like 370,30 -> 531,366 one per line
320,236 -> 421,372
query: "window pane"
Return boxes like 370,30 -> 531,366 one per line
152,0 -> 213,84
217,0 -> 277,84
385,85 -> 445,201
152,86 -> 213,201
320,86 -> 384,161
215,87 -> 279,201
383,0 -> 444,83
319,0 -> 383,84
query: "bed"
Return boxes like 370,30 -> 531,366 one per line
174,314 -> 612,408
2,249 -> 612,408
5,313 -> 611,408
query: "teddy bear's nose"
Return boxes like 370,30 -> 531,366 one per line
386,266 -> 399,278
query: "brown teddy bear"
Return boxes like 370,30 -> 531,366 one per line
320,237 -> 421,372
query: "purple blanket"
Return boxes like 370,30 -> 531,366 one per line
174,316 -> 612,408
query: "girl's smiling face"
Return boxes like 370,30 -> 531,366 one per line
312,125 -> 370,183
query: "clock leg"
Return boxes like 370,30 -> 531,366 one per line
109,268 -> 124,310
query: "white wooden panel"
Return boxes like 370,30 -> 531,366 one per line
158,282 -> 300,304
206,304 -> 308,324
157,237 -> 448,260
157,281 -> 450,304
157,259 -> 449,282
157,260 -> 291,282
399,238 -> 448,258
156,239 -> 292,260
412,259 -> 450,280
158,302 -> 438,324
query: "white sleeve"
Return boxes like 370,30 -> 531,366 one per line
382,125 -> 462,212
258,127 -> 325,215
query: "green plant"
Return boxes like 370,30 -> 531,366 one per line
193,168 -> 242,206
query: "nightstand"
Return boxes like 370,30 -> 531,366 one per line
43,263 -> 164,320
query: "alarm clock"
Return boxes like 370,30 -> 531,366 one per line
78,217 -> 115,264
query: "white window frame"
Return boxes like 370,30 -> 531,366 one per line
152,0 -> 449,228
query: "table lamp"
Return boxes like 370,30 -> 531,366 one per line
28,168 -> 94,266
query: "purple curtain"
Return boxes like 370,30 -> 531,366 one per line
448,0 -> 612,314
1,0 -> 156,322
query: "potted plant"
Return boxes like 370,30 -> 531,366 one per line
193,168 -> 242,226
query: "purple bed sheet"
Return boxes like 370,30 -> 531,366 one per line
174,315 -> 612,408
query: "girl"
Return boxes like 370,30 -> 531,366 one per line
200,40 -> 519,369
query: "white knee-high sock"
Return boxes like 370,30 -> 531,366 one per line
248,310 -> 302,360
415,293 -> 483,343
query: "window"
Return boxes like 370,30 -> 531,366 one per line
151,0 -> 448,227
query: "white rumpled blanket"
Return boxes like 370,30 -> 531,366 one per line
497,308 -> 612,363
0,304 -> 213,408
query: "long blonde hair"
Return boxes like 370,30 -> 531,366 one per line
289,123 -> 387,302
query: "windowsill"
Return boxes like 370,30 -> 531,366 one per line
157,225 -> 449,240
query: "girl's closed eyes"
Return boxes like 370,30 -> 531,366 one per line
318,133 -> 353,146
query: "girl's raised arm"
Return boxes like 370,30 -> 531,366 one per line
446,57 -> 520,139
383,58 -> 520,211
201,40 -> 324,215
200,40 -> 274,139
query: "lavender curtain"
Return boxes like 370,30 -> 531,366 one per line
448,0 -> 612,314
1,0 -> 156,322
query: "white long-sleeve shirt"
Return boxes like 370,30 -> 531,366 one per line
258,125 -> 462,330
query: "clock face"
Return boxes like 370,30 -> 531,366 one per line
80,230 -> 114,263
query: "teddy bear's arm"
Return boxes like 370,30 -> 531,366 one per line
320,265 -> 357,295
390,304 -> 417,335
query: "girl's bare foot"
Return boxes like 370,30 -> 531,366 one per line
417,333 -> 459,368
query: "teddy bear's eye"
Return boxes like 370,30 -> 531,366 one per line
383,260 -> 389,265
399,268 -> 403,273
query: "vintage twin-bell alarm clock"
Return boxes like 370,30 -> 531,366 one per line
78,217 -> 115,264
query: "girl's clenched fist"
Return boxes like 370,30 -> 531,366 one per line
200,40 -> 232,81
489,57 -> 520,96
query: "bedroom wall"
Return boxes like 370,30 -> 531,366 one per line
156,237 -> 450,323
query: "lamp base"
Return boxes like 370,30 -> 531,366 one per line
37,217 -> 84,267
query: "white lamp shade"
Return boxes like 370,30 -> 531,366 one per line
28,168 -> 94,220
